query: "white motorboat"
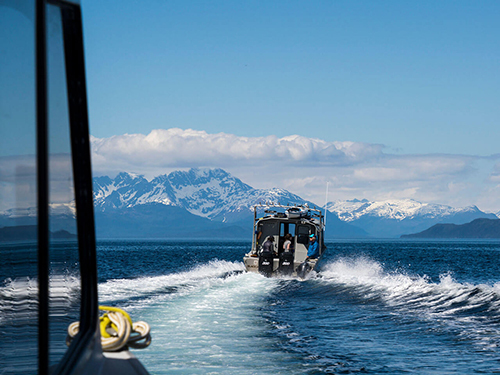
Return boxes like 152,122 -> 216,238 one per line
243,204 -> 326,278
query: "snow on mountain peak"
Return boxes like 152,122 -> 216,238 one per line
327,198 -> 467,222
92,168 -> 304,221
115,171 -> 145,182
92,169 -> 492,227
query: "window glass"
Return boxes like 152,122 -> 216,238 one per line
297,225 -> 311,245
0,3 -> 83,371
279,222 -> 296,239
257,221 -> 279,246
0,2 -> 38,373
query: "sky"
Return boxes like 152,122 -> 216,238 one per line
80,1 -> 500,212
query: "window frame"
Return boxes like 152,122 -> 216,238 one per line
37,1 -> 99,374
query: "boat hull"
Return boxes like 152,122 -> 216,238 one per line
243,254 -> 319,278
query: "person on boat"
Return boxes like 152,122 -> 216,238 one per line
306,234 -> 319,260
261,236 -> 276,255
283,233 -> 294,253
256,228 -> 263,242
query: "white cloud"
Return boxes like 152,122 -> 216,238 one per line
90,128 -> 384,168
90,128 -> 500,212
488,162 -> 500,183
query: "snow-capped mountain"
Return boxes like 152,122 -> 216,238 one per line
93,168 -> 309,223
2,168 -> 494,239
326,199 -> 497,238
91,169 -> 497,238
327,199 -> 484,222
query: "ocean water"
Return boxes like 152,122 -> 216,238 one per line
97,240 -> 500,374
3,239 -> 500,374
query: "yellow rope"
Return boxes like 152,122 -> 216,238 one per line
98,305 -> 133,338
66,305 -> 151,352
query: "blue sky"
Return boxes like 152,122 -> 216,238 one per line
80,1 -> 500,211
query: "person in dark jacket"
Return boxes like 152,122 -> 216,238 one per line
261,236 -> 276,255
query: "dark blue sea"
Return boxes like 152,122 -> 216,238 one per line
4,239 -> 500,374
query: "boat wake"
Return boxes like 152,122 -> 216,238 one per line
318,256 -> 500,349
98,260 -> 247,307
99,260 -> 303,374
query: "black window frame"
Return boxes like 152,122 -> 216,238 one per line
37,1 -> 99,373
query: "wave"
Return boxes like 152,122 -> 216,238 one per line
100,261 -> 301,374
1,260 -> 247,326
98,260 -> 246,306
320,257 -> 500,315
318,256 -> 500,348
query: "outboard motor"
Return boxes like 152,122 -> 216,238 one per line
258,252 -> 274,277
296,261 -> 311,279
279,252 -> 294,276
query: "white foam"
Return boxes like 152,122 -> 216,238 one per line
98,260 -> 245,305
133,270 -> 297,374
320,257 -> 500,315
96,262 -> 302,373
319,257 -> 500,349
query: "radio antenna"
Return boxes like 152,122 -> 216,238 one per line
324,182 -> 329,229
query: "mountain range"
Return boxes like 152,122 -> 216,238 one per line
91,168 -> 498,239
93,168 -> 305,223
91,168 -> 365,238
326,198 -> 498,238
1,168 -> 498,239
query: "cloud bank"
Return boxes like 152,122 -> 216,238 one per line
91,128 -> 384,168
90,128 -> 500,212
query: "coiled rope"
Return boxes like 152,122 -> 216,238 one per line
66,306 -> 152,352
